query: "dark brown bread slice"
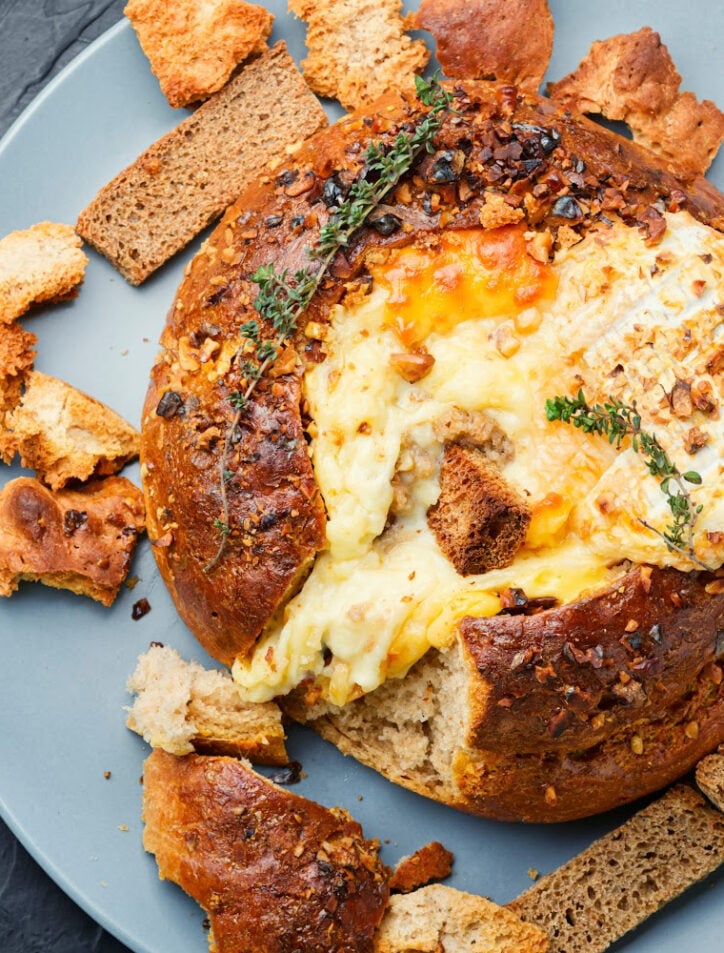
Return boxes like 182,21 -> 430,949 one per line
507,784 -> 724,953
696,749 -> 724,811
427,443 -> 531,574
76,42 -> 327,284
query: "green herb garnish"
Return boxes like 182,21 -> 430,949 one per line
204,74 -> 454,571
545,388 -> 708,568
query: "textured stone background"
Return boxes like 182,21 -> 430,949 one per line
0,4 -> 132,948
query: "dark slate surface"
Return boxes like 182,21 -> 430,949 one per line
0,4 -> 132,949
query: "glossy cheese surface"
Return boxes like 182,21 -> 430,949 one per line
233,212 -> 724,705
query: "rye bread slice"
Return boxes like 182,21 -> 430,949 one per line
507,783 -> 724,953
76,42 -> 327,284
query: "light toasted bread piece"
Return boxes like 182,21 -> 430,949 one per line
76,42 -> 327,284
0,370 -> 140,489
142,750 -> 389,953
376,884 -> 549,953
507,784 -> 724,953
389,842 -> 454,894
549,27 -> 724,176
288,0 -> 429,111
126,643 -> 288,765
0,222 -> 87,324
0,475 -> 144,605
124,0 -> 274,108
696,749 -> 724,811
0,322 -> 36,415
414,0 -> 553,92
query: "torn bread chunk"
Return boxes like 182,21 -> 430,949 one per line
507,784 -> 724,953
288,0 -> 429,111
124,0 -> 274,108
376,884 -> 548,953
0,371 -> 139,489
414,0 -> 553,93
389,842 -> 453,894
76,42 -> 327,284
548,27 -> 724,176
0,223 -> 88,324
126,643 -> 288,765
427,443 -> 531,575
0,322 -> 36,416
0,476 -> 144,605
696,749 -> 724,812
142,750 -> 389,953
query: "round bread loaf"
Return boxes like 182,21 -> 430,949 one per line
141,79 -> 724,821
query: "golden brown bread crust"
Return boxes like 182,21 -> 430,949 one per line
456,566 -> 724,821
0,476 -> 145,605
142,750 -> 389,953
142,79 -> 724,668
389,841 -> 454,894
415,0 -> 554,93
548,27 -> 724,177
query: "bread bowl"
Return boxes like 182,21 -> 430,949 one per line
141,78 -> 724,822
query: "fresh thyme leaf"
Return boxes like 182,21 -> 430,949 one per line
204,74 -> 454,572
546,389 -> 708,568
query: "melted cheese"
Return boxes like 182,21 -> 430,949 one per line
233,212 -> 724,705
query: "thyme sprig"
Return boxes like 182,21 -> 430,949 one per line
545,389 -> 709,569
204,74 -> 454,571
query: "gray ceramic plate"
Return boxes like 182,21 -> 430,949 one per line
0,3 -> 721,952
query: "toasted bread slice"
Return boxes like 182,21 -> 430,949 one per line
0,222 -> 87,324
376,884 -> 548,953
125,0 -> 273,108
76,42 -> 327,285
142,750 -> 389,953
507,784 -> 724,953
126,644 -> 288,765
549,27 -> 724,176
427,443 -> 531,575
0,476 -> 144,605
0,370 -> 139,489
414,0 -> 554,93
288,0 -> 429,110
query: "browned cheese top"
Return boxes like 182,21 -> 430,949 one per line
141,79 -> 724,666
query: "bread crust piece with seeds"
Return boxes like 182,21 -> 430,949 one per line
142,749 -> 389,953
288,0 -> 429,110
0,222 -> 87,324
141,79 -> 724,821
548,27 -> 724,177
124,0 -> 274,108
414,0 -> 554,93
0,476 -> 144,605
